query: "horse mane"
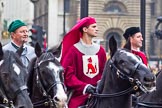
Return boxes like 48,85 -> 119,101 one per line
2,51 -> 25,70
97,60 -> 112,93
27,57 -> 37,96
37,52 -> 55,63
47,42 -> 62,58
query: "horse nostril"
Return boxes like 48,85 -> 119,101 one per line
54,96 -> 60,102
144,75 -> 155,82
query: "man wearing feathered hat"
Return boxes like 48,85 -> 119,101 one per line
61,17 -> 107,108
3,19 -> 36,67
123,26 -> 148,66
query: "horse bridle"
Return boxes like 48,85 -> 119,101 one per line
0,52 -> 28,108
0,79 -> 27,108
86,58 -> 148,108
0,85 -> 11,108
33,58 -> 65,107
110,50 -> 153,93
92,59 -> 141,98
109,58 -> 151,94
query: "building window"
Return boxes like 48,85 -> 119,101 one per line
104,1 -> 127,14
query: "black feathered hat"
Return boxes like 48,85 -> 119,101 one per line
123,27 -> 141,40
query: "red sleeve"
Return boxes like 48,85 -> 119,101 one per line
99,46 -> 107,76
61,47 -> 87,92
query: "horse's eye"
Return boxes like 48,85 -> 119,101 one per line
1,72 -> 9,78
1,72 -> 9,84
119,60 -> 125,65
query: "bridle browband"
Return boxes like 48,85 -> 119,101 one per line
32,57 -> 65,107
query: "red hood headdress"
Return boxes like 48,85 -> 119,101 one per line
61,17 -> 96,62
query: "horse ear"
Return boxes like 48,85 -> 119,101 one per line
109,36 -> 117,58
0,42 -> 4,60
48,42 -> 62,58
35,42 -> 42,57
16,44 -> 24,56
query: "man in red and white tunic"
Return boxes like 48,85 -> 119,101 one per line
61,17 -> 107,108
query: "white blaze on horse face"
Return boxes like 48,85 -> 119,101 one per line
0,60 -> 4,66
13,63 -> 20,75
48,62 -> 67,103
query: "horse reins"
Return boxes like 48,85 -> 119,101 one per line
136,101 -> 162,108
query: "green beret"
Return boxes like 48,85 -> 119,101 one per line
8,20 -> 27,32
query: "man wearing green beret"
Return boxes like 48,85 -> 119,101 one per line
3,19 -> 36,67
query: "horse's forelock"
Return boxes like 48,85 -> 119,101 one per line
119,49 -> 141,63
38,52 -> 55,63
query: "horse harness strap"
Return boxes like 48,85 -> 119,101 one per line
15,85 -> 28,95
0,79 -> 26,108
47,81 -> 64,93
33,98 -> 53,107
92,86 -> 137,98
0,86 -> 15,108
109,59 -> 136,83
137,102 -> 162,108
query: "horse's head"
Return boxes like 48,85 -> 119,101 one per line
109,36 -> 156,93
33,43 -> 67,108
0,43 -> 33,108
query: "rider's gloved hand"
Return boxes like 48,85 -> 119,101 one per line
85,84 -> 96,94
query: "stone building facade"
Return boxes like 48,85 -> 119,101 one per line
31,0 -> 162,59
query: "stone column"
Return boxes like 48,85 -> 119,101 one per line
48,0 -> 58,48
